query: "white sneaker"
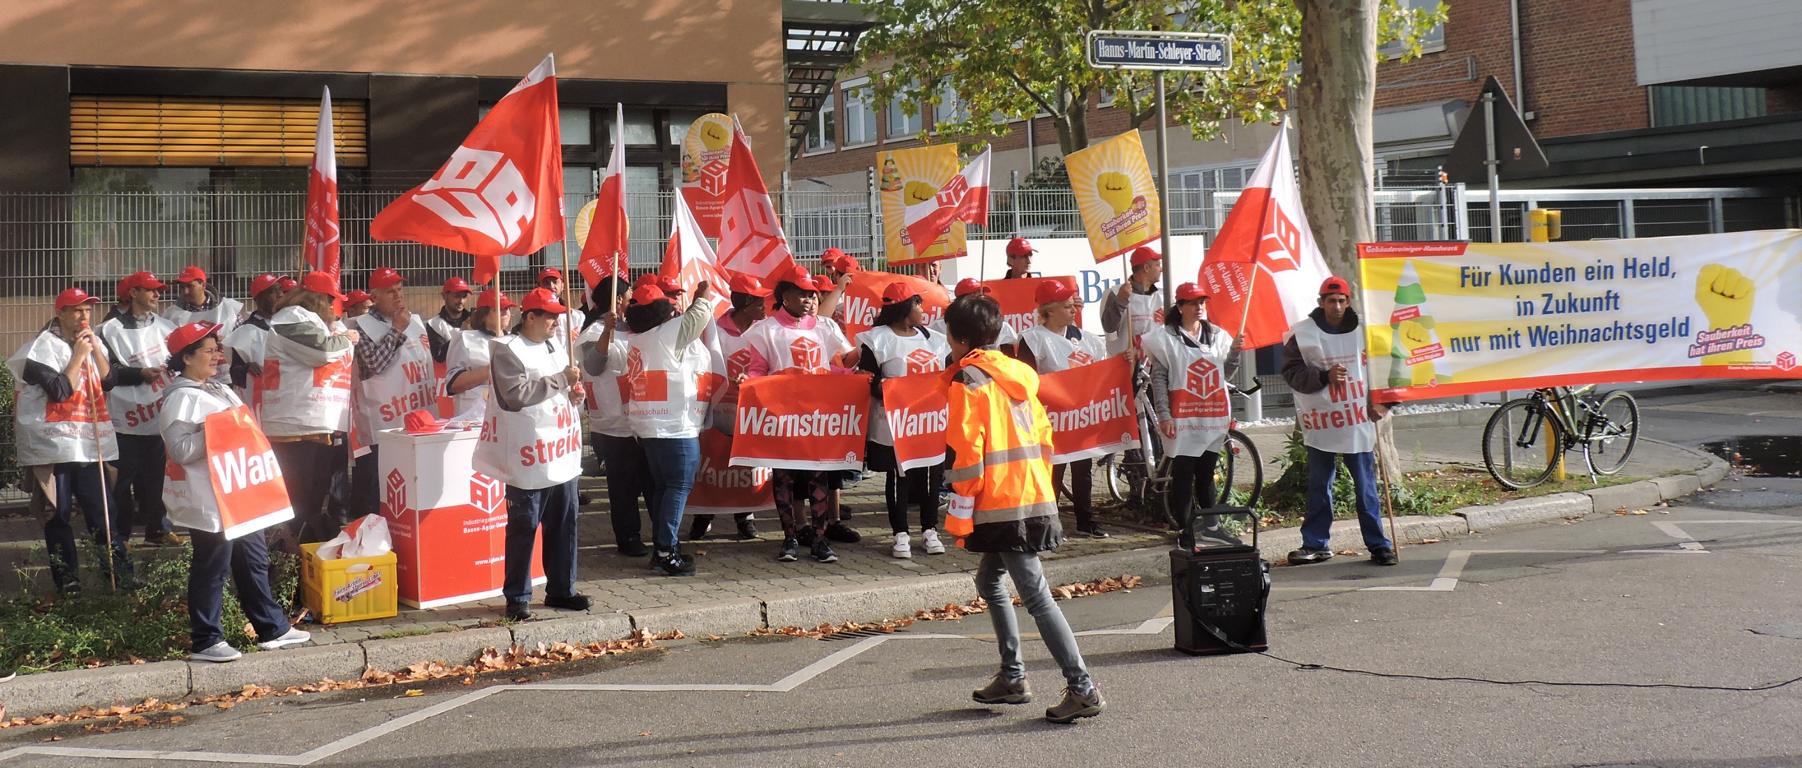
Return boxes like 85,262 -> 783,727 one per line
189,641 -> 242,663
257,627 -> 312,651
921,528 -> 947,555
891,531 -> 912,559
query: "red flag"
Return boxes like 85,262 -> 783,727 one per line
579,102 -> 629,292
1198,121 -> 1332,349
903,147 -> 990,258
659,188 -> 731,318
371,55 -> 565,285
715,119 -> 795,280
302,87 -> 341,280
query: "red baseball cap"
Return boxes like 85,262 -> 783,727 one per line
173,265 -> 208,284
821,247 -> 858,274
631,284 -> 667,306
118,271 -> 165,299
521,287 -> 569,315
1175,282 -> 1209,302
55,287 -> 102,311
115,276 -> 134,301
368,267 -> 405,291
476,288 -> 513,310
277,276 -> 299,292
402,409 -> 443,435
442,277 -> 472,294
1005,237 -> 1035,258
780,265 -> 826,294
165,321 -> 223,357
345,289 -> 371,305
729,274 -> 772,298
537,267 -> 564,283
249,273 -> 281,298
1034,279 -> 1076,306
301,271 -> 346,300
1129,246 -> 1162,267
881,282 -> 919,305
1319,276 -> 1351,297
656,275 -> 684,294
954,278 -> 990,297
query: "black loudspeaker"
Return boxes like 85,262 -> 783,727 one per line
1171,508 -> 1269,655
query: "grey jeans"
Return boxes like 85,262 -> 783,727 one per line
975,551 -> 1095,694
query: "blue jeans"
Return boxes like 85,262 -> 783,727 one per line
1301,447 -> 1391,552
640,437 -> 700,554
43,461 -> 132,590
187,528 -> 290,650
503,479 -> 579,605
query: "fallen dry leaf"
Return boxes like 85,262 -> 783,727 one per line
403,689 -> 424,698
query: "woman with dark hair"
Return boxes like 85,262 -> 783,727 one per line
741,265 -> 862,564
1016,279 -> 1112,539
158,321 -> 310,663
577,276 -> 651,557
1142,282 -> 1242,540
443,288 -> 514,417
857,282 -> 950,559
622,282 -> 717,576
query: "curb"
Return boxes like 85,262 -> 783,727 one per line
0,438 -> 1733,720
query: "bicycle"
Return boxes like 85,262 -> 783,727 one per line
1100,380 -> 1265,527
1480,385 -> 1641,490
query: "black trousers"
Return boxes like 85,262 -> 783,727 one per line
885,464 -> 944,535
1169,452 -> 1221,530
1053,459 -> 1096,528
593,433 -> 650,546
113,433 -> 170,538
350,444 -> 382,520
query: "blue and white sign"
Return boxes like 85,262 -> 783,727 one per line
1086,30 -> 1232,71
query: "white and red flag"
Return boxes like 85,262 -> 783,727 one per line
715,119 -> 795,280
579,102 -> 630,292
302,86 -> 341,280
371,54 -> 565,285
659,189 -> 731,317
1198,120 -> 1333,349
903,147 -> 990,259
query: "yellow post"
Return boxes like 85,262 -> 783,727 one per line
1528,209 -> 1562,243
1545,419 -> 1566,481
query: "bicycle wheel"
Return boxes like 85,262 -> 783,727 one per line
1215,430 -> 1264,509
1585,391 -> 1640,476
1482,398 -> 1563,490
1102,453 -> 1134,502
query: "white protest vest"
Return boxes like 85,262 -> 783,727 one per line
425,313 -> 461,359
475,336 -> 584,490
1289,318 -> 1376,454
223,318 -> 270,415
349,312 -> 437,439
445,329 -> 509,419
158,379 -> 243,533
745,314 -> 850,374
576,324 -> 633,438
98,313 -> 176,435
6,330 -> 119,465
625,302 -> 716,440
550,309 -> 586,367
860,324 -> 949,446
258,306 -> 352,437
163,296 -> 243,338
1110,290 -> 1163,354
1020,324 -> 1109,374
706,317 -> 757,436
1141,325 -> 1232,457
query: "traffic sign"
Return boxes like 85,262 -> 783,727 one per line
1086,30 -> 1232,71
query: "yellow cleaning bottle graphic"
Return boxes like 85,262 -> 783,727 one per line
1388,260 -> 1452,387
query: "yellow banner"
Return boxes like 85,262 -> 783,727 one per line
1067,131 -> 1161,263
878,145 -> 967,265
1358,232 -> 1802,402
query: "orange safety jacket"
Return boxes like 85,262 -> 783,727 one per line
943,349 -> 1062,553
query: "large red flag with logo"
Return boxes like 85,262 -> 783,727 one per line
903,147 -> 990,260
579,102 -> 629,293
659,188 -> 732,318
1198,120 -> 1332,349
715,119 -> 795,281
303,86 -> 341,280
371,55 -> 565,285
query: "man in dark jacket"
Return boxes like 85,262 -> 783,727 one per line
1280,276 -> 1395,567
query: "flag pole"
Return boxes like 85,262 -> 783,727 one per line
83,356 -> 118,590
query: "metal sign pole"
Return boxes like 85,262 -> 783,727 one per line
1155,71 -> 1174,306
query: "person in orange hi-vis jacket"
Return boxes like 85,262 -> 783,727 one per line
941,292 -> 1105,725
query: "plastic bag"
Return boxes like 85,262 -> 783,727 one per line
316,514 -> 393,560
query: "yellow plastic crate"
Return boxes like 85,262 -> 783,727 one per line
300,542 -> 399,625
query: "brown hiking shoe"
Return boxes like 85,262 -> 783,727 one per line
971,674 -> 1032,705
1044,686 -> 1105,723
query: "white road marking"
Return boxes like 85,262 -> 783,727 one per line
1640,518 -> 1800,554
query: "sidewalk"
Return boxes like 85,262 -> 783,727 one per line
0,406 -> 1730,718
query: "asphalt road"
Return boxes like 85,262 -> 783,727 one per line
3,386 -> 1800,768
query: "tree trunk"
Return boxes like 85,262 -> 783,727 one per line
1296,0 -> 1378,287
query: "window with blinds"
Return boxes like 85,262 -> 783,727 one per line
69,96 -> 368,167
